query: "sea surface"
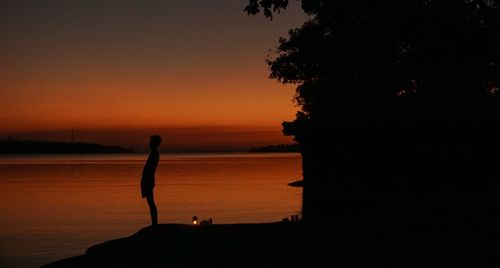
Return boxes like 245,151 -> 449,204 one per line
0,153 -> 302,267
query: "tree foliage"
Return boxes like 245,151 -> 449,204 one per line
247,0 -> 500,120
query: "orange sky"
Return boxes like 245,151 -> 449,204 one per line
0,1 -> 307,150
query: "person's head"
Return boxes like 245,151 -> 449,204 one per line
149,135 -> 162,150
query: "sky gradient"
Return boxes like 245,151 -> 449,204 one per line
0,0 -> 307,150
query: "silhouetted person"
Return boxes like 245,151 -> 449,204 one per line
141,135 -> 162,226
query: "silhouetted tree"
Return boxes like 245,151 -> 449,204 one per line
247,0 -> 500,222
248,0 -> 500,103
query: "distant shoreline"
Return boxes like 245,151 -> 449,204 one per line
0,139 -> 134,154
249,143 -> 300,153
0,139 -> 304,154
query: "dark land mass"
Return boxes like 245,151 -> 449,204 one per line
43,220 -> 495,267
250,143 -> 300,153
0,139 -> 134,154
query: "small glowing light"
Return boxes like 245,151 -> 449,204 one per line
192,216 -> 198,225
490,87 -> 499,95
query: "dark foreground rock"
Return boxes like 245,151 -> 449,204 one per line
43,221 -> 496,267
43,223 -> 305,267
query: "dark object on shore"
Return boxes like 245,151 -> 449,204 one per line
200,218 -> 213,225
287,180 -> 303,187
193,216 -> 213,225
283,215 -> 301,222
0,139 -> 134,154
249,143 -> 299,153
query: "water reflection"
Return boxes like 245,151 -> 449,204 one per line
0,153 -> 301,267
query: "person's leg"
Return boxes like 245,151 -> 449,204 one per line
146,193 -> 158,226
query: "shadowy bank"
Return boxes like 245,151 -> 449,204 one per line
0,139 -> 134,154
43,220 -> 494,267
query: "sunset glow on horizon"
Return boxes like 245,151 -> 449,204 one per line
0,0 -> 307,149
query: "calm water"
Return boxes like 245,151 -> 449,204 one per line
0,153 -> 302,267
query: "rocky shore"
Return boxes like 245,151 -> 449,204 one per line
43,220 -> 494,267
